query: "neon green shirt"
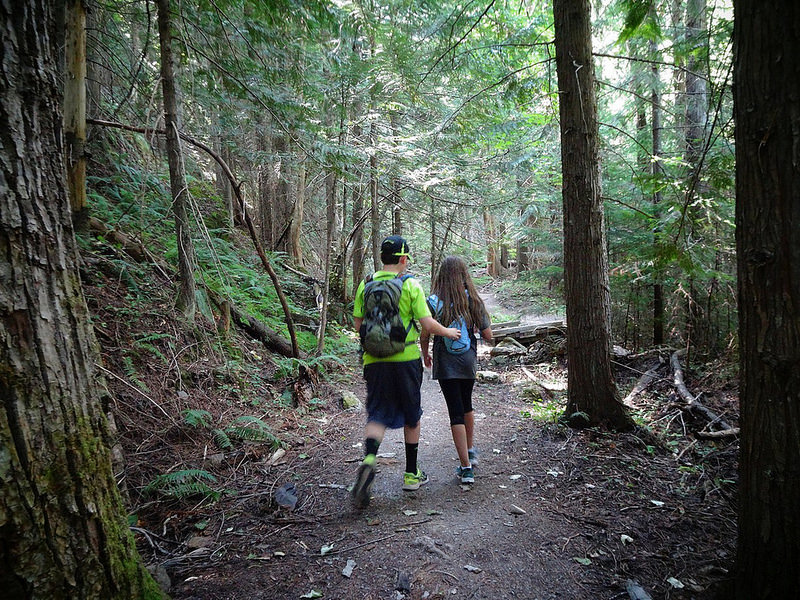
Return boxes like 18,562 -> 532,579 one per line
353,271 -> 432,365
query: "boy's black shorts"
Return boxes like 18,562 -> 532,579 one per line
363,359 -> 423,429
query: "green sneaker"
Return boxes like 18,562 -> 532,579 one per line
351,455 -> 376,509
468,448 -> 479,467
402,468 -> 429,491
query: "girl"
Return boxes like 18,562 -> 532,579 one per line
420,256 -> 493,484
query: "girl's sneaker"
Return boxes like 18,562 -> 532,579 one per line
468,448 -> 479,467
457,466 -> 475,484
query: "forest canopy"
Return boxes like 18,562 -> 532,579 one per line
81,0 -> 734,356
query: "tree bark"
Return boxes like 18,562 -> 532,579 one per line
733,1 -> 800,596
156,0 -> 197,320
0,3 -> 161,596
64,0 -> 87,223
553,0 -> 633,430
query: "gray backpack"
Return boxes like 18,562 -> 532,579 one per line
359,274 -> 414,357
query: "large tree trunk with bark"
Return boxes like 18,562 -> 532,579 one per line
0,3 -> 161,597
733,1 -> 800,597
156,0 -> 196,320
553,0 -> 633,430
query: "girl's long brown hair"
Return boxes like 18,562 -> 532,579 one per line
430,255 -> 487,329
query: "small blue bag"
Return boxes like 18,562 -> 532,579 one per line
427,294 -> 471,355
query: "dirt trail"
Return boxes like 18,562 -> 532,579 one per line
173,368 -> 597,600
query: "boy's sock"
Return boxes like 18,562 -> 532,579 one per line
364,438 -> 380,463
405,442 -> 419,474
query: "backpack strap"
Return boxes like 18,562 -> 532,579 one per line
397,273 -> 419,333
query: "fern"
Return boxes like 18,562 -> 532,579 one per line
272,353 -> 346,380
225,416 -> 281,448
144,469 -> 220,501
133,341 -> 168,364
212,428 -> 233,450
182,409 -> 212,429
132,332 -> 174,364
121,355 -> 150,393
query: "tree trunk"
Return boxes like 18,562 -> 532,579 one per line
258,124 -> 275,248
733,1 -> 800,597
85,1 -> 105,120
517,204 -> 535,275
553,0 -> 633,430
368,79 -> 381,271
684,0 -> 710,352
272,132 -> 291,253
369,144 -> 381,271
317,156 -> 337,354
650,33 -> 665,347
214,129 -> 234,230
351,162 -> 365,292
290,157 -> 306,266
156,0 -> 196,320
0,3 -> 161,597
430,194 -> 438,280
483,207 -> 500,277
392,197 -> 402,235
64,0 -> 87,223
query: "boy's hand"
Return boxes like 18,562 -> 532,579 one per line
445,327 -> 461,340
423,353 -> 432,369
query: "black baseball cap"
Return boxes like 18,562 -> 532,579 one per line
380,235 -> 411,258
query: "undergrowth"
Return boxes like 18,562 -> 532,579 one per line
79,130 -> 359,518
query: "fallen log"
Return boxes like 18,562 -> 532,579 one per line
205,289 -> 296,358
492,321 -> 566,345
670,350 -> 734,432
622,361 -> 664,406
695,428 -> 740,439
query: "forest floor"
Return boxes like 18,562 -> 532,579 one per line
87,267 -> 739,600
